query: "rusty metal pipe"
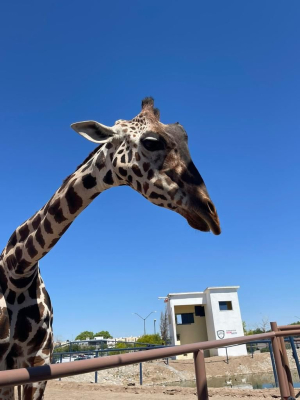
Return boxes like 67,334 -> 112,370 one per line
194,350 -> 208,400
1,330 -> 300,388
277,325 -> 300,330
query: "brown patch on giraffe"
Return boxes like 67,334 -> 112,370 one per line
90,192 -> 101,200
168,188 -> 178,200
6,231 -> 17,253
6,290 -> 16,305
143,182 -> 149,194
17,292 -> 25,304
82,174 -> 97,189
128,149 -> 133,163
44,217 -> 53,234
49,237 -> 60,249
103,170 -> 114,185
149,192 -> 167,201
23,385 -> 38,400
106,142 -> 113,150
147,169 -> 154,180
28,275 -> 41,299
26,236 -> 38,258
0,268 -> 8,293
65,186 -> 83,214
35,226 -> 45,249
15,258 -> 32,275
121,154 -> 126,163
136,181 -> 142,192
0,307 -> 10,340
19,224 -> 30,242
135,152 -> 141,161
10,270 -> 36,289
32,214 -> 42,229
176,199 -> 183,206
28,327 -> 48,353
6,254 -> 17,271
127,175 -> 133,183
15,246 -> 23,261
154,179 -> 164,190
48,199 -> 67,223
14,304 -> 42,342
109,152 -> 114,162
132,165 -> 143,177
113,157 -> 117,167
27,355 -> 45,366
118,167 -> 127,177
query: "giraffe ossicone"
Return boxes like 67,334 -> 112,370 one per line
0,97 -> 220,400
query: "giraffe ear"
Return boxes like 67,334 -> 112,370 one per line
71,121 -> 115,143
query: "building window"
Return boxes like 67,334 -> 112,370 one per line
195,306 -> 205,317
176,313 -> 194,325
219,301 -> 233,311
176,334 -> 181,341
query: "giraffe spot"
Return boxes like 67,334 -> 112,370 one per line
26,236 -> 38,258
149,192 -> 167,201
103,170 -> 114,185
17,293 -> 25,304
119,167 -> 127,177
136,181 -> 142,192
19,224 -> 30,242
131,126 -> 136,130
0,269 -> 7,294
65,186 -> 83,214
143,182 -> 149,194
35,226 -> 45,249
44,218 -> 53,234
15,259 -> 32,275
90,192 -> 101,200
168,188 -> 178,200
82,174 -> 97,189
49,238 -> 60,249
113,157 -> 117,167
165,177 -> 173,186
109,152 -> 114,162
81,159 -> 93,173
127,175 -> 133,183
147,169 -> 154,180
10,270 -> 37,289
59,222 -> 72,236
128,149 -> 133,163
28,327 -> 48,354
13,304 -> 41,342
135,152 -> 141,161
6,290 -> 16,305
117,149 -> 124,155
176,199 -> 183,206
43,199 -> 51,214
15,246 -> 23,262
96,156 -> 105,170
6,231 -> 17,252
168,203 -> 177,210
132,165 -> 143,177
106,142 -> 113,149
6,254 -> 17,271
154,179 -> 164,190
121,154 -> 126,164
28,276 -> 39,300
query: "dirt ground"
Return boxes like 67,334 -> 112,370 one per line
44,381 -> 287,399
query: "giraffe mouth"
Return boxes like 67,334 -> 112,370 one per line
181,210 -> 221,235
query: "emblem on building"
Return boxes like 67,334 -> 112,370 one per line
217,330 -> 225,339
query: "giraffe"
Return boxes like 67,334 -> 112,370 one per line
0,97 -> 221,399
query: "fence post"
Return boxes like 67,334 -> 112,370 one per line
273,322 -> 295,398
194,350 -> 208,400
270,323 -> 291,399
139,362 -> 143,385
289,336 -> 300,380
269,341 -> 279,387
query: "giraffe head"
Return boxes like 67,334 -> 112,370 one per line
71,98 -> 221,235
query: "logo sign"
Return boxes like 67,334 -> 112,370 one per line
217,330 -> 225,339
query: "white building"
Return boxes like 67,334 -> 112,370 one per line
165,286 -> 247,359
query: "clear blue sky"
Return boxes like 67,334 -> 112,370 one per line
1,1 -> 299,340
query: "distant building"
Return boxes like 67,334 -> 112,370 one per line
165,286 -> 247,359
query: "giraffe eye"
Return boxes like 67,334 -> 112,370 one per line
141,138 -> 165,152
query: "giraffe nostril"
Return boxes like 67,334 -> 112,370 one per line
206,200 -> 216,214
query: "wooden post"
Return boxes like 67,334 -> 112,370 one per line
194,350 -> 208,400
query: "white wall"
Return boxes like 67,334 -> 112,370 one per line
206,288 -> 247,356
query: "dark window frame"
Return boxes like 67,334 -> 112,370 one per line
219,301 -> 233,311
176,313 -> 194,325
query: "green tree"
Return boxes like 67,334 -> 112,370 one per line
160,307 -> 170,344
75,331 -> 94,340
136,334 -> 163,346
94,330 -> 112,339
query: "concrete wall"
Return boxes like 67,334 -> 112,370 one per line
205,288 -> 247,356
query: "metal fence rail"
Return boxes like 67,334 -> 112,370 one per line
0,324 -> 299,400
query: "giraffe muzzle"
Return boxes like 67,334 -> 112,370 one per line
182,199 -> 221,235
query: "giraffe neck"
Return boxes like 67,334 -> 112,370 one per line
1,143 -> 120,290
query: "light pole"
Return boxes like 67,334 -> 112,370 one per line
154,319 -> 157,334
133,311 -> 157,335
